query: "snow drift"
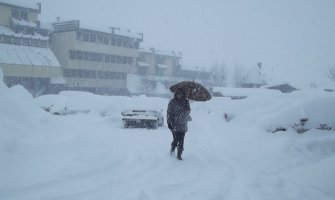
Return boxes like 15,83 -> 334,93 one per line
1,75 -> 335,200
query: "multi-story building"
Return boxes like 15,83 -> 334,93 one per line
127,48 -> 183,96
0,0 -> 63,96
50,20 -> 143,95
137,48 -> 181,76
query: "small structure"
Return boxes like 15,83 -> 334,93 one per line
263,83 -> 298,93
241,62 -> 267,88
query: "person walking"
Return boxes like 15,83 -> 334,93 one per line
167,88 -> 191,160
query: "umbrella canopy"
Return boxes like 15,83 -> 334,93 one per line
170,81 -> 211,101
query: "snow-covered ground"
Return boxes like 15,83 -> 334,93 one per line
1,77 -> 335,200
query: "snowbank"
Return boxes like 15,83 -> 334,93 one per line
1,78 -> 335,200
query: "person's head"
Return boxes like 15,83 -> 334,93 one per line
175,88 -> 186,99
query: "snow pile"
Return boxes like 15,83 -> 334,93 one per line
1,81 -> 335,200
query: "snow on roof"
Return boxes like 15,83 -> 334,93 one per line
262,82 -> 299,89
79,23 -> 142,39
0,0 -> 40,11
114,29 -> 142,40
0,43 -> 60,67
137,61 -> 150,67
0,25 -> 49,40
140,48 -> 182,58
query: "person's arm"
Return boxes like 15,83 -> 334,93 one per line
167,101 -> 173,129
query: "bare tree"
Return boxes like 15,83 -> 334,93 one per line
210,62 -> 228,87
232,62 -> 248,87
329,65 -> 335,81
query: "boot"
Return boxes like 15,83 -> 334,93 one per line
177,150 -> 183,160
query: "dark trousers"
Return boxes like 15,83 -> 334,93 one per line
171,131 -> 186,152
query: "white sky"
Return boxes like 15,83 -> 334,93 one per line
25,0 -> 335,87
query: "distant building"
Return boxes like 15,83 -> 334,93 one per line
50,19 -> 143,95
137,48 -> 181,76
0,0 -> 63,97
128,48 -> 182,97
241,62 -> 267,88
178,66 -> 211,84
129,48 -> 211,97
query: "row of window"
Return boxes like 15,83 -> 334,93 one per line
76,31 -> 139,49
0,34 -> 48,47
63,68 -> 127,80
69,50 -> 134,65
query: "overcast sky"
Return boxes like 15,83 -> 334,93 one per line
26,0 -> 335,86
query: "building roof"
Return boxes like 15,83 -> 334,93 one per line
0,43 -> 60,67
140,48 -> 182,58
0,0 -> 40,11
52,20 -> 143,39
262,82 -> 299,89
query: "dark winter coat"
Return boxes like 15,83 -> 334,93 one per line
167,96 -> 191,133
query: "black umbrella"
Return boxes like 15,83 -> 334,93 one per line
170,81 -> 211,101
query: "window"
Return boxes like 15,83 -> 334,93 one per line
117,56 -> 122,64
105,55 -> 110,63
89,53 -> 96,61
111,55 -> 116,63
83,32 -> 89,41
97,71 -> 104,79
76,51 -> 83,60
156,55 -> 165,64
103,37 -> 109,44
76,31 -> 83,40
89,71 -> 96,78
90,34 -> 96,43
11,9 -> 19,19
111,37 -> 116,46
20,10 -> 28,20
134,41 -> 139,49
22,38 -> 30,45
69,50 -> 76,59
127,57 -> 133,65
82,52 -> 89,60
97,35 -> 103,43
76,70 -> 83,78
123,39 -> 129,48
96,53 -> 103,62
13,37 -> 21,45
3,35 -> 12,44
122,57 -> 127,64
40,40 -> 47,47
117,38 -> 122,47
63,69 -> 69,77
31,39 -> 38,47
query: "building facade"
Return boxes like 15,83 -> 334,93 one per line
137,48 -> 181,76
0,0 -> 63,97
50,20 -> 143,95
